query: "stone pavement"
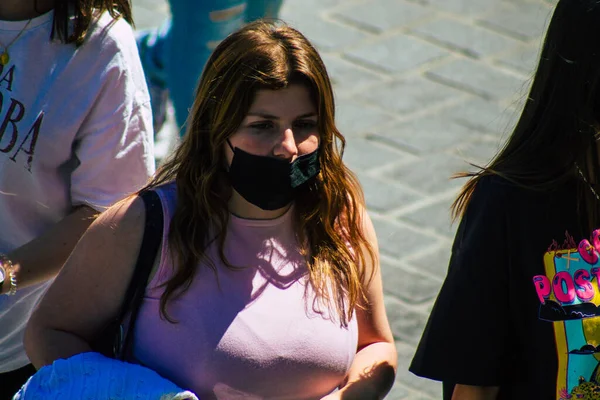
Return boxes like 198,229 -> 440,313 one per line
131,0 -> 557,398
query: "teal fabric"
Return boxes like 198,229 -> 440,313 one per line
13,352 -> 199,400
137,0 -> 284,133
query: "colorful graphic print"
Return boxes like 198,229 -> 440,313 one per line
534,230 -> 600,399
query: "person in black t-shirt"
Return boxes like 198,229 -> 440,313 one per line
409,1 -> 600,399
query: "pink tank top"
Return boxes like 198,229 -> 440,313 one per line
132,183 -> 358,399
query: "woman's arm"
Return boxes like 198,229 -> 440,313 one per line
452,384 -> 500,400
325,210 -> 397,400
0,205 -> 97,294
24,195 -> 146,367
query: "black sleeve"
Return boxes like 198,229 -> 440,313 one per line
409,176 -> 516,390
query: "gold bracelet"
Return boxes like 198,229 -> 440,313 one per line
0,255 -> 17,296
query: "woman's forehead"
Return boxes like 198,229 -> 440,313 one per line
247,84 -> 317,119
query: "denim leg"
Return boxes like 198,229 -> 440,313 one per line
137,20 -> 170,88
140,0 -> 285,134
136,20 -> 171,134
245,0 -> 284,21
166,0 -> 248,132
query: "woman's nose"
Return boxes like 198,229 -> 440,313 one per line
273,128 -> 298,160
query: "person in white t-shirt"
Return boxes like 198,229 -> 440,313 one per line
0,0 -> 155,397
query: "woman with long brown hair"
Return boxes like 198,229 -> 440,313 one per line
24,20 -> 397,399
410,1 -> 600,399
0,0 -> 154,397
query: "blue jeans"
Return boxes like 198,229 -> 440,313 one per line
138,0 -> 284,133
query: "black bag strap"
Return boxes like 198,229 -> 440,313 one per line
115,189 -> 164,360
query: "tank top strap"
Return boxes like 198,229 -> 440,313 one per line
147,182 -> 177,290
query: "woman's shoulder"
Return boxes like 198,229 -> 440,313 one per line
146,182 -> 178,216
150,182 -> 177,202
80,11 -> 138,66
97,193 -> 147,232
461,175 -> 519,219
76,11 -> 149,105
458,174 -> 577,239
87,11 -> 135,45
473,174 -> 521,196
470,173 -> 572,208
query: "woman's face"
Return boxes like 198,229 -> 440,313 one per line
225,83 -> 319,165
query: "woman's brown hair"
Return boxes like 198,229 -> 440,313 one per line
144,20 -> 375,327
451,0 -> 600,233
50,0 -> 133,45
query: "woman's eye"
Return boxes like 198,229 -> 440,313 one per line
294,120 -> 317,130
249,122 -> 274,131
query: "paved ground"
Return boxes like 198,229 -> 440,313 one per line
131,0 -> 557,398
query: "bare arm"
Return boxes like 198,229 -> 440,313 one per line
328,210 -> 397,400
0,205 -> 97,295
24,196 -> 146,367
452,384 -> 500,400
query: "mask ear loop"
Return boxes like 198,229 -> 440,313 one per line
225,139 -> 236,172
226,139 -> 235,152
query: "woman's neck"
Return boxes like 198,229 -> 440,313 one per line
228,190 -> 292,220
0,0 -> 54,21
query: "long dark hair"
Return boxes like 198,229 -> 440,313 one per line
142,21 -> 375,327
48,0 -> 133,45
452,0 -> 600,231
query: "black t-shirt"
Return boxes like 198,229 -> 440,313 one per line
409,175 -> 600,400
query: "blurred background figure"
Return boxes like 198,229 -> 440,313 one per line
137,0 -> 284,135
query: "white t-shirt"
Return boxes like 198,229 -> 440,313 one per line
0,10 -> 155,372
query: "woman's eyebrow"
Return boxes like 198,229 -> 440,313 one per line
246,112 -> 318,119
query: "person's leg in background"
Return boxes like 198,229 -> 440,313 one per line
137,20 -> 171,135
137,0 -> 285,137
167,0 -> 249,132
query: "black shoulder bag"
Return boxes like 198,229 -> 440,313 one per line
91,189 -> 164,360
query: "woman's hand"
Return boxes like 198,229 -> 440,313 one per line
320,392 -> 342,400
320,371 -> 394,400
452,384 -> 500,400
1,205 -> 97,295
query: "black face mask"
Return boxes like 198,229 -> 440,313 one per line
227,141 -> 321,211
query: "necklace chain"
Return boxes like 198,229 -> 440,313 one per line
0,18 -> 33,66
575,163 -> 600,201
